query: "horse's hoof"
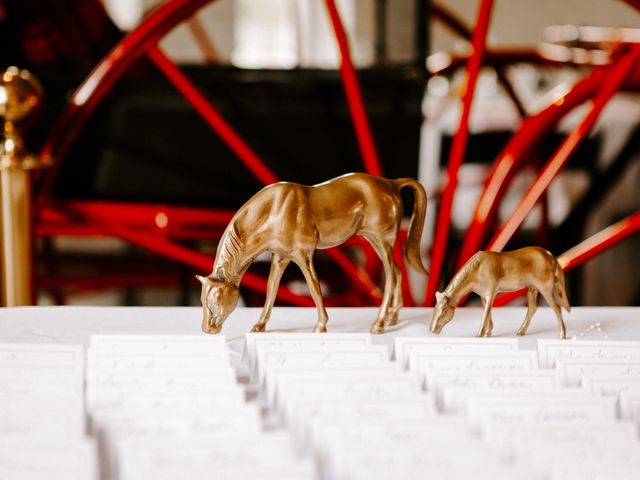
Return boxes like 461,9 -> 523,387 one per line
385,313 -> 398,326
559,332 -> 567,340
517,329 -> 526,336
250,324 -> 266,333
370,323 -> 385,334
313,324 -> 327,333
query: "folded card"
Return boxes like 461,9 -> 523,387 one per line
409,351 -> 538,375
538,339 -> 640,368
554,358 -> 640,387
394,337 -> 519,367
90,334 -> 228,353
245,333 -> 372,378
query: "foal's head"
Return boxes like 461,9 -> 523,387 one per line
196,275 -> 240,334
430,291 -> 455,334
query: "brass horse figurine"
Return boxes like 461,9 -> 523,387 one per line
197,173 -> 428,334
429,247 -> 570,338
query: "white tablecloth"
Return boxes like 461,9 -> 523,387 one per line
1,306 -> 638,355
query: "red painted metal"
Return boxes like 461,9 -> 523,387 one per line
494,211 -> 640,306
487,44 -> 640,252
424,0 -> 494,306
147,46 -> 278,185
456,56 -> 640,270
48,201 -> 315,306
36,0 -> 217,213
323,0 -> 383,176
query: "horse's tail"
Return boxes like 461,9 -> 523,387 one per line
553,260 -> 571,312
395,178 -> 429,276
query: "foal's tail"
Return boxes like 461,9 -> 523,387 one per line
553,260 -> 571,312
395,178 -> 429,276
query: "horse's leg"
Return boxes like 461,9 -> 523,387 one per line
539,286 -> 567,339
478,292 -> 496,337
251,253 -> 290,333
363,236 -> 396,334
387,263 -> 403,326
517,288 -> 538,336
294,251 -> 329,333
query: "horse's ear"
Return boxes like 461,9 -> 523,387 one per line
195,275 -> 207,285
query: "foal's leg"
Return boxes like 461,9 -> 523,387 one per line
478,292 -> 496,337
251,253 -> 290,332
294,251 -> 329,333
517,288 -> 538,336
364,236 -> 396,334
539,286 -> 567,339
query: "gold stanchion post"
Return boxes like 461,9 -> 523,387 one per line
0,67 -> 45,306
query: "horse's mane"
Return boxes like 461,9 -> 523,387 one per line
445,252 -> 482,296
215,222 -> 244,278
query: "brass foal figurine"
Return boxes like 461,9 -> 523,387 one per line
198,173 -> 429,335
429,247 -> 570,338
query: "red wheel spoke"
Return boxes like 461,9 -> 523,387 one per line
326,248 -> 382,302
487,44 -> 640,252
147,46 -> 278,186
424,0 -> 494,306
324,0 -> 382,176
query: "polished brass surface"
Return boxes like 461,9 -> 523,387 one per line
0,67 -> 44,306
429,247 -> 570,339
198,173 -> 428,334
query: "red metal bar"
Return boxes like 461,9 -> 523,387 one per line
487,44 -> 640,252
424,0 -> 494,306
456,56 -> 640,270
494,211 -> 640,306
325,248 -> 382,302
324,0 -> 383,176
36,0 -> 217,213
147,46 -> 278,185
49,202 -> 314,306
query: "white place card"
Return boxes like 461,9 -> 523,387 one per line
409,350 -> 538,375
443,387 -> 585,413
281,377 -> 422,421
264,364 -> 403,405
94,406 -> 261,438
0,438 -> 98,480
551,446 -> 640,480
467,396 -> 616,429
87,386 -> 245,413
554,358 -> 640,387
619,392 -> 640,420
425,370 -> 560,399
394,337 -> 519,367
581,376 -> 640,397
310,417 -> 470,453
90,334 -> 227,353
256,345 -> 389,383
86,369 -> 236,389
245,332 -> 372,377
289,397 -> 436,443
538,339 -> 640,368
485,422 -> 639,445
87,350 -> 231,372
0,400 -> 85,440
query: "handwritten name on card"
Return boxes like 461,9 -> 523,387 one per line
554,359 -> 640,387
581,376 -> 640,397
394,337 -> 519,367
425,370 -> 560,397
87,351 -> 231,372
538,340 -> 640,368
409,351 -> 538,375
486,422 -> 639,445
467,397 -> 616,428
90,334 -> 227,353
245,333 -> 371,375
256,346 -> 389,383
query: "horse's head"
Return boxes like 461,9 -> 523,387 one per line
196,275 -> 240,334
430,291 -> 455,334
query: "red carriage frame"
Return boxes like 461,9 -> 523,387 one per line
34,0 -> 640,307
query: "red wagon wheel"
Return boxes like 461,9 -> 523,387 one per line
34,0 -> 407,306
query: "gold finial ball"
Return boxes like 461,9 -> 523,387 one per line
0,67 -> 43,123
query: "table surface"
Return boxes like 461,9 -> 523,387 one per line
1,306 -> 637,356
